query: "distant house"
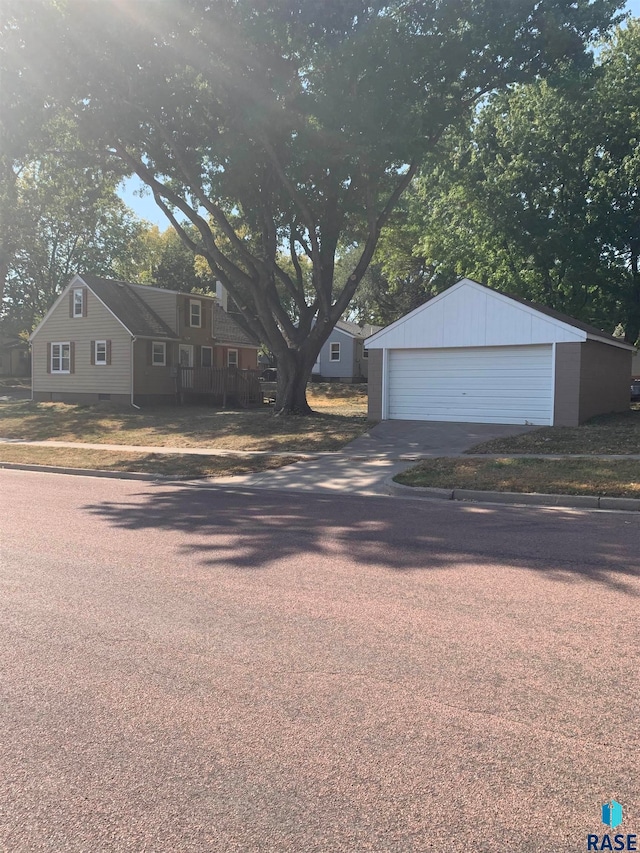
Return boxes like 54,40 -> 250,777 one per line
0,335 -> 30,378
312,320 -> 381,382
29,275 -> 259,405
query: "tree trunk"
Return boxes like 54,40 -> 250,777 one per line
274,352 -> 314,416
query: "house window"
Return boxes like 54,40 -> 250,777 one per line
363,348 -> 369,359
190,300 -> 202,328
73,288 -> 84,318
152,342 -> 166,366
201,346 -> 213,368
227,349 -> 238,367
330,342 -> 341,361
51,342 -> 71,373
95,341 -> 107,365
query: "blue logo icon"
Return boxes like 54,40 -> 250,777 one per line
602,800 -> 623,830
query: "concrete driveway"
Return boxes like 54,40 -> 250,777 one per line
343,419 -> 536,459
215,420 -> 536,496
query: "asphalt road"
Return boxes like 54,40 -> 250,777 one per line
0,470 -> 638,852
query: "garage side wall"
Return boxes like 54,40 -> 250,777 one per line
579,340 -> 631,422
367,349 -> 383,421
553,343 -> 581,427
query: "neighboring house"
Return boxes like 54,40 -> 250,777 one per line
0,335 -> 30,377
366,278 -> 635,427
312,320 -> 381,382
30,275 -> 259,405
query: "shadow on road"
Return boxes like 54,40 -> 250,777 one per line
83,485 -> 640,594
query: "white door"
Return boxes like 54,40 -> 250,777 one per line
387,345 -> 553,425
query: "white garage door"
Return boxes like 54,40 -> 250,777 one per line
387,345 -> 553,425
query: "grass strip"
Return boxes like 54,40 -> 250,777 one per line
395,457 -> 640,498
0,445 -> 303,478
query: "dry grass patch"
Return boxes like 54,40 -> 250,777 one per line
0,385 -> 369,452
468,406 -> 640,455
395,456 -> 640,498
0,445 -> 303,478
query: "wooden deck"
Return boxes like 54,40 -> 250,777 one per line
177,367 -> 264,408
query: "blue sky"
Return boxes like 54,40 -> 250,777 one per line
119,1 -> 640,228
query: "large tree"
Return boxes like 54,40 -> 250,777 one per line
8,0 -> 621,411
411,21 -> 640,343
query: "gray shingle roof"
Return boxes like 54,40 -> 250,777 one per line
213,303 -> 258,347
80,275 -> 179,339
336,319 -> 382,339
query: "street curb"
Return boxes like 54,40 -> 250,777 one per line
0,462 -> 183,481
385,477 -> 640,511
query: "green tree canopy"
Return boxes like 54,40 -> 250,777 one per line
408,21 -> 640,343
5,0 -> 622,410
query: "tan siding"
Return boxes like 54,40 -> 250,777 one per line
32,289 -> 131,396
579,340 -> 631,422
553,343 -> 581,426
367,349 -> 383,421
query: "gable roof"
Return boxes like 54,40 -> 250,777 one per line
213,303 -> 259,347
335,319 -> 382,339
366,278 -> 635,351
80,275 -> 179,339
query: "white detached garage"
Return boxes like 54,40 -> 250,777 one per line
365,279 -> 634,427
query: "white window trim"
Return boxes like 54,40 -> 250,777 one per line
362,347 -> 369,359
95,340 -> 107,366
190,299 -> 202,328
73,288 -> 84,318
152,341 -> 166,366
52,342 -> 71,374
201,346 -> 213,367
227,348 -> 238,367
330,342 -> 341,362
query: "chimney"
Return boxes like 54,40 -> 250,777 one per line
215,280 -> 228,312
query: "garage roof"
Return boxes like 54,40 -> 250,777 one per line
366,278 -> 635,351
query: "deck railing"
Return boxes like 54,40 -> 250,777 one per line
177,367 -> 263,407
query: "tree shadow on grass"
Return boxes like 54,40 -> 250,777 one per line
83,485 -> 640,594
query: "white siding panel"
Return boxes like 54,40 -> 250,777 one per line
368,280 -> 586,349
387,345 -> 553,425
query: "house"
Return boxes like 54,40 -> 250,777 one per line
312,320 -> 381,382
365,278 -> 635,427
30,275 -> 259,405
0,335 -> 30,377
632,349 -> 640,379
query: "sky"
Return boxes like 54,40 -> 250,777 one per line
118,0 -> 640,228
